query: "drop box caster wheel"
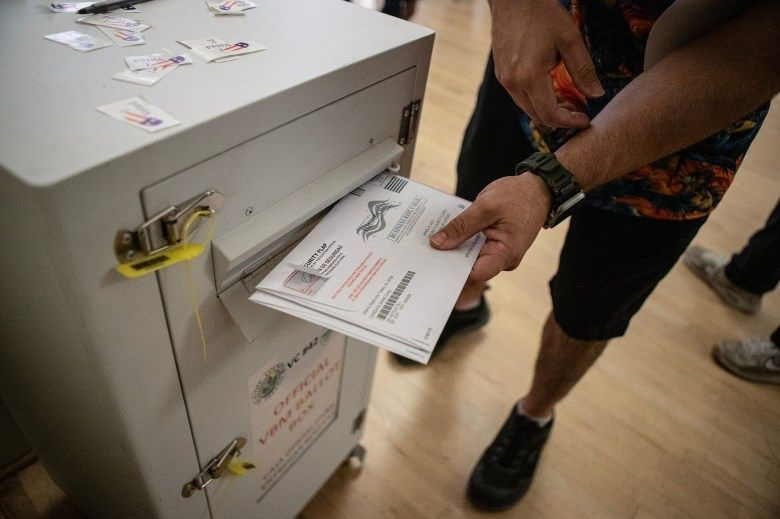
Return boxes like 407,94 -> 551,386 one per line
345,444 -> 366,470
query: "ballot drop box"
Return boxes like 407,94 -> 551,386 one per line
0,0 -> 433,517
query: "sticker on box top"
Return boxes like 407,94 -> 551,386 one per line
114,53 -> 192,85
212,56 -> 242,63
124,52 -> 192,71
44,31 -> 113,52
112,65 -> 171,86
78,13 -> 150,32
178,37 -> 266,62
206,0 -> 256,14
97,25 -> 146,46
96,96 -> 180,132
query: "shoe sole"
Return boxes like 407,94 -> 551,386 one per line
467,483 -> 532,512
711,347 -> 780,385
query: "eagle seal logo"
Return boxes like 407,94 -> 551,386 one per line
252,363 -> 286,404
357,199 -> 400,241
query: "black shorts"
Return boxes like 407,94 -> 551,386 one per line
456,54 -> 707,341
549,205 -> 705,340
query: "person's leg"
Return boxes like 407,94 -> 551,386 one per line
392,54 -> 535,365
724,199 -> 780,295
684,200 -> 780,313
455,53 -> 535,202
455,53 -> 537,308
522,314 -> 607,417
683,245 -> 762,313
468,206 -> 707,510
523,208 -> 707,415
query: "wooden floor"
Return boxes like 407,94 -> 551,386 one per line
301,0 -> 780,518
4,0 -> 779,518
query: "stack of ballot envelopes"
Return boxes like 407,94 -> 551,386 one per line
250,173 -> 485,364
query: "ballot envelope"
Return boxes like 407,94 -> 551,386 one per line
249,173 -> 485,364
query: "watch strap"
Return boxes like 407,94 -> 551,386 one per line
515,152 -> 585,228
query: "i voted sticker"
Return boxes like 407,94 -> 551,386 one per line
98,26 -> 146,46
113,52 -> 193,86
44,31 -> 113,52
205,0 -> 257,15
96,96 -> 180,132
178,37 -> 266,62
78,13 -> 150,32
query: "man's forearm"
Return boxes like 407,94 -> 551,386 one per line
555,0 -> 780,191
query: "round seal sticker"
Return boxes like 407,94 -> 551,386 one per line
252,363 -> 286,405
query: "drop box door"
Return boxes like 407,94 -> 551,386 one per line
143,68 -> 416,517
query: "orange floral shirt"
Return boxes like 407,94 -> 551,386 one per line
522,0 -> 769,220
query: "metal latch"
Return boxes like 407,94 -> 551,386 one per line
182,436 -> 247,498
115,190 -> 226,264
398,100 -> 421,146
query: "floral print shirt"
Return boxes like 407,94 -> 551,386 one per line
521,0 -> 769,220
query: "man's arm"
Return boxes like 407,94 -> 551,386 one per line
556,0 -> 779,189
431,0 -> 780,285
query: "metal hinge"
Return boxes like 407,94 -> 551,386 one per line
115,190 -> 226,264
182,437 -> 247,498
398,100 -> 421,146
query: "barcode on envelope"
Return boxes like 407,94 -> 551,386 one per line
383,176 -> 407,193
377,271 -> 415,321
350,186 -> 366,197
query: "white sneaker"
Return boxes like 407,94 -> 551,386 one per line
683,245 -> 762,314
712,336 -> 780,385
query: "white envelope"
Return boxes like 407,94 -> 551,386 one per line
249,173 -> 485,364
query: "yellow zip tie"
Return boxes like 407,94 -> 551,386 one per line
180,210 -> 217,363
116,209 -> 218,279
227,458 -> 256,476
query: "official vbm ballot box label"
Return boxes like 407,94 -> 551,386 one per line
247,329 -> 344,499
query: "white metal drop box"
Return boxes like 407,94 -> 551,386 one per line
0,0 -> 433,516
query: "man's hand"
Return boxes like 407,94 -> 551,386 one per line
430,175 -> 551,286
490,0 -> 604,129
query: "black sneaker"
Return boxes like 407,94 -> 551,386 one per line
467,407 -> 553,511
391,295 -> 490,365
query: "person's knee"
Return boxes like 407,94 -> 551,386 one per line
544,312 -> 609,356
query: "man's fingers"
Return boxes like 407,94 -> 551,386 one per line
430,203 -> 493,250
507,89 -> 541,122
559,35 -> 604,98
527,75 -> 590,129
467,240 -> 518,284
469,252 -> 506,285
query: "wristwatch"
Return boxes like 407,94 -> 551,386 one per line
515,152 -> 586,228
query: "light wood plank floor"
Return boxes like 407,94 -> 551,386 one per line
5,0 -> 778,518
301,1 -> 780,518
